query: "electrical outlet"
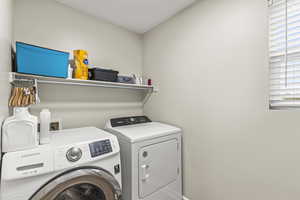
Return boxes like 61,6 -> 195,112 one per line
38,119 -> 62,132
50,121 -> 60,131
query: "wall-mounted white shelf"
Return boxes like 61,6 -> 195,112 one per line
9,72 -> 154,91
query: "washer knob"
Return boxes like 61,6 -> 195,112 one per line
66,147 -> 82,162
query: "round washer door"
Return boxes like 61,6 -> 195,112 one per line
30,168 -> 121,200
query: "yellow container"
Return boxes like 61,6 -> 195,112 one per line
73,50 -> 89,80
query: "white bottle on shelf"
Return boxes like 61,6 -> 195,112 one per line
39,109 -> 51,144
2,107 -> 38,152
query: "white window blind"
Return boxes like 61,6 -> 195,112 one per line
269,0 -> 300,108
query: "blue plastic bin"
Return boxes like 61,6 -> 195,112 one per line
16,42 -> 70,78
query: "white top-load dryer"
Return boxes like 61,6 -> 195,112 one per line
105,116 -> 182,200
1,127 -> 122,200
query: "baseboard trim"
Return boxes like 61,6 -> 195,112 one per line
183,196 -> 190,200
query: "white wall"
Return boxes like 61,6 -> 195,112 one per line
144,0 -> 300,199
0,0 -> 13,121
14,0 -> 143,76
13,0 -> 144,128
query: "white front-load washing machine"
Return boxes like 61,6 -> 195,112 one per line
105,116 -> 182,200
1,127 -> 122,200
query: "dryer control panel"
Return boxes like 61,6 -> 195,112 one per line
110,116 -> 152,127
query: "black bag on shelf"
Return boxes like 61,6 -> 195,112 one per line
88,68 -> 119,82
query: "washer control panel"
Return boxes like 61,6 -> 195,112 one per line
89,139 -> 112,158
54,137 -> 119,171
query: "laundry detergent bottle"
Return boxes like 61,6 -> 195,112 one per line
2,107 -> 38,152
39,109 -> 51,144
74,50 -> 89,80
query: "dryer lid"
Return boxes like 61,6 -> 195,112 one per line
106,122 -> 181,143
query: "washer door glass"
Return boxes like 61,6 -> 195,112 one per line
55,183 -> 106,200
30,168 -> 121,200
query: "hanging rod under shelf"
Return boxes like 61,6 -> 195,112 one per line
9,72 -> 155,91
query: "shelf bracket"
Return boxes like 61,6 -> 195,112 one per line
142,87 -> 158,106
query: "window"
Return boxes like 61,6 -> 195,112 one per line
269,0 -> 300,108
